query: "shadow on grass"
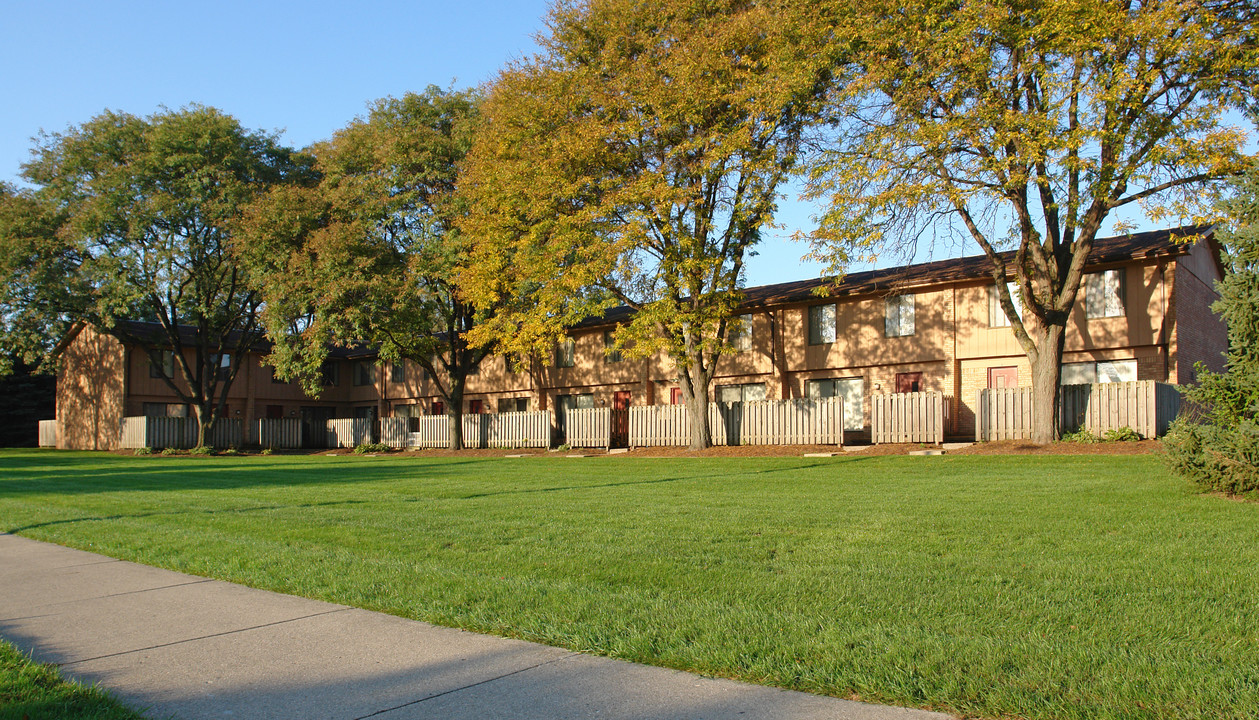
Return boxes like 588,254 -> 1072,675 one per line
6,498 -> 371,534
0,450 -> 502,497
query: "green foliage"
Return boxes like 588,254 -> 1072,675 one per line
459,0 -> 835,448
1164,159 -> 1259,494
219,447 -> 240,456
260,448 -> 274,456
1061,428 -> 1101,444
159,448 -> 179,456
237,87 -> 487,449
353,443 -> 388,454
0,106 -> 313,447
133,447 -> 152,456
1103,427 -> 1142,443
189,445 -> 214,456
1163,419 -> 1259,495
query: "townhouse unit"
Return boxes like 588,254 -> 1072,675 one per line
56,227 -> 1225,449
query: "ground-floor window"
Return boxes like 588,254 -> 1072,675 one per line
806,377 -> 864,431
497,397 -> 529,413
1061,359 -> 1137,384
142,402 -> 188,418
715,383 -> 767,403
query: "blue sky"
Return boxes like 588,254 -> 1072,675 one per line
2,1 -> 1249,286
0,0 -> 831,285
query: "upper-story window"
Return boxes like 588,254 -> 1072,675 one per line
988,282 -> 1021,328
1085,269 -> 1125,318
390,362 -> 405,383
557,338 -> 576,368
321,361 -> 340,386
885,294 -> 915,337
603,331 -> 622,363
808,304 -> 836,345
353,360 -> 376,386
212,353 -> 231,380
149,350 -> 175,378
729,315 -> 752,352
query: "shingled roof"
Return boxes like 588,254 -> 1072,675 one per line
575,224 -> 1214,328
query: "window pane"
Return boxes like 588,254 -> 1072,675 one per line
1061,362 -> 1095,385
886,295 -> 914,337
989,285 -> 1014,327
808,305 -> 835,344
717,386 -> 743,403
806,379 -> 836,398
1097,359 -> 1137,383
743,384 -> 766,402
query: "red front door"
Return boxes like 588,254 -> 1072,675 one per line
987,366 -> 1018,389
895,372 -> 923,393
611,391 -> 631,447
670,387 -> 683,405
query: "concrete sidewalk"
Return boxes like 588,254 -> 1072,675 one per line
0,533 -> 952,720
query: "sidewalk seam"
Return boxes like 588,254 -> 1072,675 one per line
352,652 -> 580,720
58,607 -> 353,668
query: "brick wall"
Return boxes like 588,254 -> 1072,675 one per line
1173,261 -> 1226,384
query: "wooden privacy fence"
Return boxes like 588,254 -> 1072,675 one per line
380,417 -> 410,448
256,418 -> 303,449
326,418 -> 375,448
38,420 -> 57,448
871,392 -> 948,444
119,416 -> 243,449
409,411 -> 551,449
976,387 -> 1034,442
976,381 -> 1182,441
628,398 -> 844,447
563,407 -> 612,449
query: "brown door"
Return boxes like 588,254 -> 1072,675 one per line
265,404 -> 283,419
987,366 -> 1018,389
469,399 -> 484,415
611,391 -> 631,447
670,387 -> 683,405
895,372 -> 923,393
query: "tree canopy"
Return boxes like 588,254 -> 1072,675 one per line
459,0 -> 835,448
806,0 -> 1258,442
235,86 -> 488,448
0,106 -> 312,444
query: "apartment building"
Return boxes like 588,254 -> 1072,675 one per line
56,227 -> 1225,448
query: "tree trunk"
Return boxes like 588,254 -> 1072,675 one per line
1029,323 -> 1067,444
447,381 -> 465,451
194,404 -> 216,449
685,364 -> 711,451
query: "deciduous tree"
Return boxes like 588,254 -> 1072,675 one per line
806,0 -> 1257,442
0,107 -> 312,446
460,0 -> 834,449
236,87 -> 488,449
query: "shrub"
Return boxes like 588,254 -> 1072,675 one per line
1061,428 -> 1100,444
219,447 -> 240,456
353,443 -> 388,454
260,448 -> 274,456
189,445 -> 214,456
1103,426 -> 1142,442
160,447 -> 179,456
134,446 -> 152,455
1163,419 -> 1259,495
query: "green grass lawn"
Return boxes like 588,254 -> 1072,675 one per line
1,449 -> 1256,720
0,639 -> 146,720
